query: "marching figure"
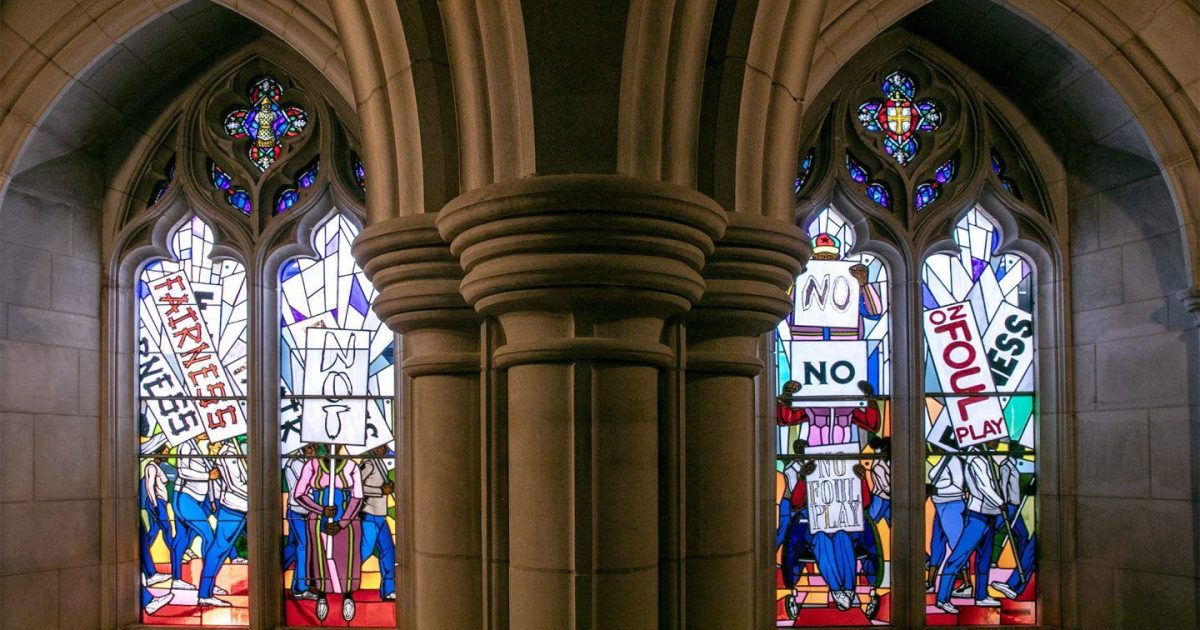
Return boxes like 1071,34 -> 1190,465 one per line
934,443 -> 1006,614
283,443 -> 320,600
169,437 -> 216,590
359,444 -> 397,601
294,446 -> 365,622
140,441 -> 175,587
197,436 -> 248,607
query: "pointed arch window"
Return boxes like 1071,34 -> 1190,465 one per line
111,59 -> 385,628
774,48 -> 1060,628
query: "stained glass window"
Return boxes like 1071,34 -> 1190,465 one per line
914,158 -> 958,211
274,158 -> 321,214
137,217 -> 250,625
990,149 -> 1021,200
858,70 -> 942,165
795,149 -> 815,197
774,207 -> 892,626
922,208 -> 1037,625
207,159 -> 252,214
845,154 -> 891,209
279,214 -> 396,626
223,76 -> 309,172
351,152 -> 366,192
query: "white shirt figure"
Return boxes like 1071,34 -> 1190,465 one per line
965,456 -> 1005,516
360,459 -> 391,517
144,460 -> 170,503
174,439 -> 212,502
870,459 -> 891,499
929,455 -> 965,504
284,457 -> 312,514
999,457 -> 1022,506
214,442 -> 249,513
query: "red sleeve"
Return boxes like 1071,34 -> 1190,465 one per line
777,402 -> 809,426
790,477 -> 808,509
850,404 -> 881,432
860,477 -> 872,508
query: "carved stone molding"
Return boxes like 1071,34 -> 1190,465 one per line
1179,287 -> 1200,326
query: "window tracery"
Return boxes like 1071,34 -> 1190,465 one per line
111,57 -> 382,627
776,49 -> 1057,627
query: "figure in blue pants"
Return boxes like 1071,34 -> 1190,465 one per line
169,438 -> 215,587
197,439 -> 248,607
140,453 -> 175,583
990,449 -> 1036,599
935,449 -> 1006,614
359,446 -> 397,599
283,444 -> 319,599
927,447 -> 967,593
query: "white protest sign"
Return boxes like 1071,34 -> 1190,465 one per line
147,271 -> 246,443
137,327 -> 205,446
300,327 -> 370,445
790,340 -> 868,398
792,260 -> 862,329
805,443 -> 865,534
923,301 -> 1008,447
343,400 -> 394,455
981,301 -> 1034,392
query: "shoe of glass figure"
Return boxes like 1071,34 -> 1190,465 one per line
198,596 -> 231,608
145,593 -> 174,615
342,596 -> 356,622
990,581 -> 1018,600
935,600 -> 959,615
784,593 -> 800,620
865,591 -> 880,619
831,589 -> 853,611
315,596 -> 329,621
974,596 -> 1001,607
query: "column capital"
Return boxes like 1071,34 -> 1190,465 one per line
686,213 -> 810,375
438,175 -> 728,368
437,174 -> 728,318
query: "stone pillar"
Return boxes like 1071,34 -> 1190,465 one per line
682,213 -> 808,628
438,175 -> 727,629
353,214 -> 483,629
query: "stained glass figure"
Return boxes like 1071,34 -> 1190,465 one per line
223,76 -> 309,172
857,70 -> 942,165
274,158 -> 321,215
774,207 -> 892,626
208,159 -> 252,214
845,154 -> 890,209
149,156 -> 177,207
914,158 -> 958,211
922,208 -> 1037,625
351,152 -> 366,192
795,150 -> 815,196
137,217 -> 250,626
990,149 -> 1021,199
279,214 -> 396,626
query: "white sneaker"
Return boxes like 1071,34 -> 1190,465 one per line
383,592 -> 396,601
171,579 -> 196,590
831,589 -> 853,611
145,593 -> 174,615
342,597 -> 356,621
231,558 -> 248,565
975,596 -> 1001,607
990,581 -> 1018,599
294,591 -> 318,601
198,596 -> 231,607
952,583 -> 973,598
212,585 -> 229,596
316,597 -> 329,621
145,572 -> 172,586
935,600 -> 959,614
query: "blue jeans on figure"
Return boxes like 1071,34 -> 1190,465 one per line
929,500 -> 966,572
140,488 -> 174,577
282,509 -> 310,594
936,511 -> 997,603
813,530 -> 856,592
170,492 -> 215,579
198,505 -> 247,599
867,496 -> 890,526
360,514 -> 396,597
1003,504 -> 1035,595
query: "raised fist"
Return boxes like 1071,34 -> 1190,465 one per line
849,263 -> 869,287
802,461 -> 817,476
853,464 -> 867,479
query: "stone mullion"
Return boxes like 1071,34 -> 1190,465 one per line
353,214 -> 485,629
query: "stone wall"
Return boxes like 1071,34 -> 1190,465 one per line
1069,139 -> 1199,628
0,154 -> 104,630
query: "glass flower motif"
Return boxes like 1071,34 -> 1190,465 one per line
273,158 -> 320,214
223,76 -> 309,172
147,156 -> 176,207
845,153 -> 891,209
914,158 -> 958,211
858,70 -> 943,166
794,150 -> 814,196
351,151 -> 366,192
208,159 -> 252,214
990,148 -> 1022,199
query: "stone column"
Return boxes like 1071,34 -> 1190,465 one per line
353,214 -> 483,629
682,213 -> 808,628
438,175 -> 728,629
